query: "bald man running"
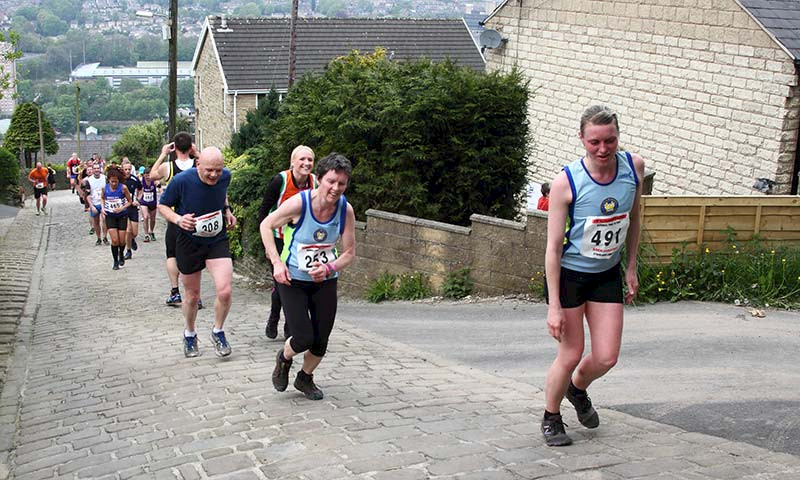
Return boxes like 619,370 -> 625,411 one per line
158,147 -> 238,358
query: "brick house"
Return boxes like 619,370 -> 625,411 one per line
0,41 -> 16,117
482,0 -> 800,195
191,16 -> 486,150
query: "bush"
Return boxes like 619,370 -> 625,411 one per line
229,49 -> 530,229
365,272 -> 398,303
442,268 -> 473,299
636,228 -> 800,309
0,147 -> 20,205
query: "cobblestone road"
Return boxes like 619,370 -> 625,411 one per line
0,190 -> 799,479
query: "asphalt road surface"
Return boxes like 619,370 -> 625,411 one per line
338,298 -> 800,456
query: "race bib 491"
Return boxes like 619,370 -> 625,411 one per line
580,212 -> 630,259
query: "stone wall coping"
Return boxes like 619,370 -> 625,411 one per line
469,213 -> 526,231
366,209 -> 472,236
355,220 -> 367,231
526,209 -> 548,220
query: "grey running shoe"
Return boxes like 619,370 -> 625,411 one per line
294,371 -> 323,400
183,335 -> 200,357
210,331 -> 232,357
102,238 -> 109,245
566,383 -> 600,429
542,414 -> 572,447
272,349 -> 292,392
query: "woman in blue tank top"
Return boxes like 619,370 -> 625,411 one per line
540,106 -> 646,447
260,153 -> 357,401
101,166 -> 133,270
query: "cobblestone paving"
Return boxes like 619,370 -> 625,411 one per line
1,190 -> 799,479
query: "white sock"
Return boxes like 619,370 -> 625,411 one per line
184,330 -> 197,338
212,327 -> 223,334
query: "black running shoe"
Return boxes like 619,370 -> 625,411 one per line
294,371 -> 323,400
197,298 -> 204,310
124,250 -> 132,260
132,238 -> 138,251
150,232 -> 156,241
102,238 -> 109,245
95,238 -> 102,246
272,349 -> 292,392
112,261 -> 119,270
541,414 -> 572,446
166,292 -> 182,307
566,382 -> 600,429
118,257 -> 125,267
265,315 -> 279,339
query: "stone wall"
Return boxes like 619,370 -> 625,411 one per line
484,0 -> 799,195
234,209 -> 549,298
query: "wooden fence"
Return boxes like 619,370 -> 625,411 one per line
641,196 -> 800,262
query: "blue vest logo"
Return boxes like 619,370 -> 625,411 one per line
313,228 -> 328,242
600,197 -> 619,215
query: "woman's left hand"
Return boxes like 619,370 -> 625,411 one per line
309,262 -> 329,283
625,269 -> 638,305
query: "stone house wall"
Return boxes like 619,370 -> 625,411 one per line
194,37 -> 231,151
483,0 -> 800,195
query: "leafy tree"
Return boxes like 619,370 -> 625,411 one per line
230,89 -> 280,155
119,78 -> 144,93
229,50 -> 530,233
111,119 -> 166,166
36,10 -> 69,37
2,103 -> 59,168
234,2 -> 261,16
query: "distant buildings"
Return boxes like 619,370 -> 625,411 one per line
69,61 -> 193,89
0,41 -> 16,117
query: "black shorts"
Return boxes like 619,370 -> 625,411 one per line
176,235 -> 231,275
143,204 -> 157,212
34,187 -> 48,198
105,215 -> 128,231
545,263 -> 623,309
278,278 -> 337,357
165,222 -> 178,259
126,207 -> 139,222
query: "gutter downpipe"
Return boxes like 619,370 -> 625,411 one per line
233,90 -> 239,132
793,59 -> 800,195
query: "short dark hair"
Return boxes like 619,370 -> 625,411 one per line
580,105 -> 619,135
316,153 -> 352,181
541,182 -> 550,196
173,132 -> 192,153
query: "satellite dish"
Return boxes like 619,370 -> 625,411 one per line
479,29 -> 505,49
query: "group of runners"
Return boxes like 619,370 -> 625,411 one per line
42,104 -> 643,448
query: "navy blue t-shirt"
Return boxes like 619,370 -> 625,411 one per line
159,167 -> 231,245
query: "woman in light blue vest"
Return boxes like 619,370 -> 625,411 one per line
541,105 -> 646,447
260,153 -> 357,401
